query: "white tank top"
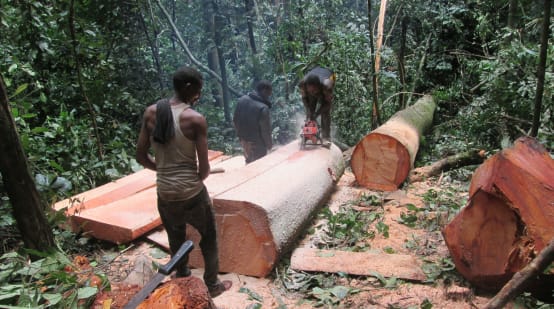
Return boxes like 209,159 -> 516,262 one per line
152,103 -> 203,201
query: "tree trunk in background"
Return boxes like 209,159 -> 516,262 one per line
244,0 -> 262,82
398,15 -> 408,110
69,0 -> 104,160
367,0 -> 381,129
245,0 -> 257,55
508,0 -> 519,28
0,74 -> 55,254
351,95 -> 436,191
531,0 -> 551,137
139,4 -> 164,91
443,137 -> 554,291
211,2 -> 232,123
203,2 -> 224,108
155,0 -> 242,98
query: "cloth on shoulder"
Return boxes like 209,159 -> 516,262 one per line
152,98 -> 174,144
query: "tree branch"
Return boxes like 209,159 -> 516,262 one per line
155,0 -> 242,97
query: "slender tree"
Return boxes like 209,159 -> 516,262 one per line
367,0 -> 381,128
203,1 -> 225,108
69,0 -> 104,160
0,74 -> 55,254
211,0 -> 232,123
530,0 -> 551,137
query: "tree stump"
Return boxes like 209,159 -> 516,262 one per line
442,136 -> 554,291
136,277 -> 216,309
351,95 -> 436,191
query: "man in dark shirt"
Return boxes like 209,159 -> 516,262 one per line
298,66 -> 335,142
233,80 -> 273,164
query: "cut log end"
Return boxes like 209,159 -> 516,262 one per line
351,133 -> 410,191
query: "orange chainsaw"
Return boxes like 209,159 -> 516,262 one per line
300,120 -> 326,149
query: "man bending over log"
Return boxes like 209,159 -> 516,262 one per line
298,66 -> 336,142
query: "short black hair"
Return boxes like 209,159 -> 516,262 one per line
255,80 -> 272,93
304,74 -> 321,87
173,66 -> 203,97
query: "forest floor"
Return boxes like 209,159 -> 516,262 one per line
96,163 -> 506,309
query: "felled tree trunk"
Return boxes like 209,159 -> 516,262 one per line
408,149 -> 486,182
351,95 -> 436,191
442,136 -> 554,291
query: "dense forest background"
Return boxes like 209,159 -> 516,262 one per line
1,0 -> 552,197
0,0 -> 552,307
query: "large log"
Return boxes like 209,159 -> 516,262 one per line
149,141 -> 346,277
351,95 -> 436,191
442,136 -> 554,291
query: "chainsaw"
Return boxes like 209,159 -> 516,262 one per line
300,120 -> 329,149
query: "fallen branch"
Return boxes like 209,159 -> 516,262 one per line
408,149 -> 486,183
483,237 -> 554,309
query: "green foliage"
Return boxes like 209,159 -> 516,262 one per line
316,206 -> 374,250
421,257 -> 457,283
309,285 -> 359,307
0,250 -> 106,308
398,188 -> 465,231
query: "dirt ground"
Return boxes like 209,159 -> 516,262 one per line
99,169 -> 500,309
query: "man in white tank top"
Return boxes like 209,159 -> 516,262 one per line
136,66 -> 231,298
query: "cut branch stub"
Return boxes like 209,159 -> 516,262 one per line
351,95 -> 436,191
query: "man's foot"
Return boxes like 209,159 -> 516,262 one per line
175,267 -> 191,278
208,280 -> 232,298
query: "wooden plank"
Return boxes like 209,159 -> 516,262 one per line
290,248 -> 426,281
54,150 -> 224,214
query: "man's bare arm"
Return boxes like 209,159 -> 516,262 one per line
136,108 -> 157,171
194,115 -> 211,181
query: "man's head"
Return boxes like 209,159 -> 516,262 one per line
255,80 -> 273,101
303,74 -> 322,97
173,66 -> 203,105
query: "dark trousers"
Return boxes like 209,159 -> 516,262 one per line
240,139 -> 268,164
157,186 -> 219,287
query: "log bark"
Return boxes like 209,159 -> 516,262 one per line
442,136 -> 554,291
149,141 -> 345,277
408,149 -> 486,183
351,95 -> 436,191
484,237 -> 554,309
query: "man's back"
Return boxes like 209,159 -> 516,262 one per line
233,94 -> 269,143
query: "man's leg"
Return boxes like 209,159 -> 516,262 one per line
303,96 -> 317,121
185,186 -> 219,286
320,109 -> 331,140
157,197 -> 190,276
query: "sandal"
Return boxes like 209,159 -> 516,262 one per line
208,280 -> 232,298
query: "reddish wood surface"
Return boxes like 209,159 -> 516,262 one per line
136,277 -> 215,309
443,137 -> 554,291
351,95 -> 436,191
290,248 -> 426,281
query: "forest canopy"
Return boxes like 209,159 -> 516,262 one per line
0,0 -> 552,241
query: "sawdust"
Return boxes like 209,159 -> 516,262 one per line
99,169 -> 497,309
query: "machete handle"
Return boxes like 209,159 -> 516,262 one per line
159,240 -> 194,275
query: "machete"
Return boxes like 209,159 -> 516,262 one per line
123,240 -> 194,309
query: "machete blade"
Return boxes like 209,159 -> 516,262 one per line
122,240 -> 194,309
